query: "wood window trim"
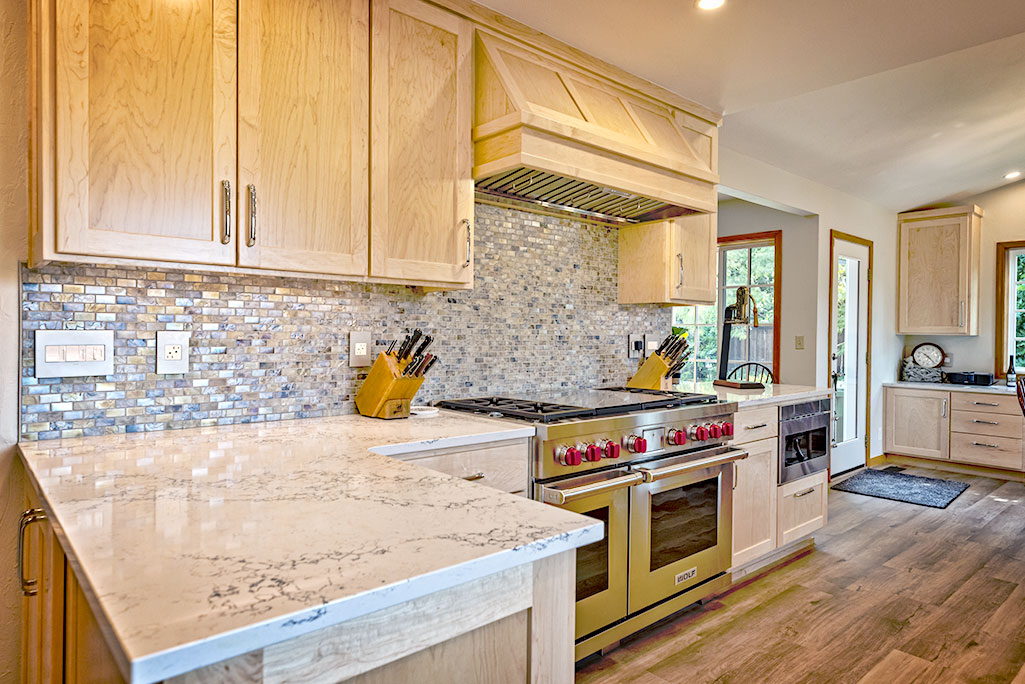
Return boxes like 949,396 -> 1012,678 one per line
717,230 -> 782,382
995,240 -> 1025,377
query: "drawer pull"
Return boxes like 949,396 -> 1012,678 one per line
19,508 -> 46,597
462,472 -> 486,481
793,488 -> 816,498
973,401 -> 1000,407
972,419 -> 999,425
971,442 -> 1000,449
745,423 -> 768,430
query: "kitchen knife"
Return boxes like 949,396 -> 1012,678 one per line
404,329 -> 423,360
396,334 -> 412,359
386,339 -> 397,355
412,335 -> 433,359
414,353 -> 433,377
655,334 -> 673,356
421,356 -> 439,376
403,354 -> 423,376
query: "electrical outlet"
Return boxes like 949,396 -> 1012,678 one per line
349,331 -> 373,367
156,331 -> 190,374
628,333 -> 644,360
794,335 -> 805,351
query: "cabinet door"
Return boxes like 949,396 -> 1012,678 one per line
670,213 -> 717,304
898,216 -> 969,334
370,0 -> 474,284
55,0 -> 237,265
65,571 -> 125,684
237,0 -> 370,275
777,471 -> 828,546
731,437 -> 778,568
884,388 -> 950,459
20,495 -> 64,684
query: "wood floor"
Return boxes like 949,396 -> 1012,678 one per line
576,467 -> 1025,684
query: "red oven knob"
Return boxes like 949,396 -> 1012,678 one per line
601,440 -> 621,459
689,425 -> 709,441
667,428 -> 687,446
555,446 -> 582,466
721,421 -> 734,437
584,444 -> 603,462
708,423 -> 723,439
626,435 -> 648,453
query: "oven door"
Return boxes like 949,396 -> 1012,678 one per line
538,469 -> 641,639
779,412 -> 830,483
628,446 -> 747,613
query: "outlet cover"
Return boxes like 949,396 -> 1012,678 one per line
628,333 -> 644,360
156,331 -> 191,374
349,331 -> 373,367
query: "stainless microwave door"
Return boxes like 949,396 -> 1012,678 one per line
628,459 -> 736,613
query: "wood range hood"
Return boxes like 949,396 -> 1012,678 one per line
473,32 -> 721,224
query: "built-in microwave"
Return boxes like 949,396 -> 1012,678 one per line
779,399 -> 831,484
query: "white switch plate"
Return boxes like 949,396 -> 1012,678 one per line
795,335 -> 805,350
643,334 -> 662,357
156,331 -> 190,374
35,329 -> 114,378
349,331 -> 373,367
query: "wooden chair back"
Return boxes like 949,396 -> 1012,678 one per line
727,362 -> 775,384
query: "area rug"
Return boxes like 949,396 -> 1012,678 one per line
830,468 -> 969,509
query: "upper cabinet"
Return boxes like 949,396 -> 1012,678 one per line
51,0 -> 238,265
897,205 -> 982,335
370,0 -> 474,284
618,214 -> 717,306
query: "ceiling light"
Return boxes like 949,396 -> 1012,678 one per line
696,0 -> 725,9
1005,170 -> 1021,180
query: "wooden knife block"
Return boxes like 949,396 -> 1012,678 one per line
626,354 -> 672,391
355,352 -> 426,419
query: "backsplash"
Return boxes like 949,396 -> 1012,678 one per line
21,203 -> 671,440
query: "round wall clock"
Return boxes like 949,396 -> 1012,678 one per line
911,342 -> 945,369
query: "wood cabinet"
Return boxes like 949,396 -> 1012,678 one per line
897,205 -> 982,335
369,0 -> 474,285
777,471 -> 828,547
618,213 -> 717,305
884,387 -> 950,460
731,436 -> 778,568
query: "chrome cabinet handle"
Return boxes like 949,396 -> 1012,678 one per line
793,487 -> 816,498
677,253 -> 684,288
221,180 -> 231,244
461,472 -> 485,482
19,508 -> 46,597
246,184 -> 257,247
959,300 -> 965,328
973,401 -> 999,407
733,462 -> 738,490
972,419 -> 999,425
941,399 -> 947,418
745,423 -> 768,430
540,472 -> 643,505
462,219 -> 471,268
972,442 -> 999,449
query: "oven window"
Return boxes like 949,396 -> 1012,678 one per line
649,480 -> 719,572
577,507 -> 610,601
784,428 -> 828,468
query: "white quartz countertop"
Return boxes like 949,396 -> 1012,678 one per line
883,380 -> 1018,395
17,412 -> 599,684
672,382 -> 833,408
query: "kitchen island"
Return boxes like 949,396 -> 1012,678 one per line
17,413 -> 601,684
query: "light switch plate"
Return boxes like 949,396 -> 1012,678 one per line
156,331 -> 191,374
795,335 -> 805,351
35,329 -> 114,378
349,331 -> 373,367
628,334 -> 644,360
643,334 -> 662,357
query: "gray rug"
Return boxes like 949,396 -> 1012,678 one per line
831,468 -> 969,509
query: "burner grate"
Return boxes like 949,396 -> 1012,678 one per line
435,397 -> 597,423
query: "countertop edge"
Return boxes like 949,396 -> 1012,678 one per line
882,381 -> 1018,395
734,388 -> 833,408
368,425 -> 536,456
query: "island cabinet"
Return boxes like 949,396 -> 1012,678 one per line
896,205 -> 982,335
618,213 -> 718,305
30,0 -> 474,288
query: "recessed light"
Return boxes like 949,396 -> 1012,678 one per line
1005,170 -> 1021,180
696,0 -> 725,9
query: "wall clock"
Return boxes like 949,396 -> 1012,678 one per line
911,342 -> 945,369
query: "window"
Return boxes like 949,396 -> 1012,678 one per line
1004,246 -> 1025,372
672,233 -> 780,384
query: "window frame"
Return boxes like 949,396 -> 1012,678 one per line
996,241 -> 1025,376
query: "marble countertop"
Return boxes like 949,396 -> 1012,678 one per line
17,413 -> 600,684
672,382 -> 833,408
883,381 -> 1018,395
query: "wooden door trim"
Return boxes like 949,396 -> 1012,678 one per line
995,240 -> 1025,377
717,230 -> 782,382
829,230 -> 874,468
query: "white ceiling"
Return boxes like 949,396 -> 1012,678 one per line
478,0 -> 1025,210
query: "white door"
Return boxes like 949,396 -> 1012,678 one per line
830,239 -> 870,474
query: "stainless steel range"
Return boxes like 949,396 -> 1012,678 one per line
436,387 -> 747,660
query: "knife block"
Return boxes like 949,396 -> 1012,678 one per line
626,353 -> 672,391
355,352 -> 426,419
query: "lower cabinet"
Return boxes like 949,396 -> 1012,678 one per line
777,471 -> 828,547
884,387 -> 950,460
731,436 -> 778,568
391,438 -> 529,495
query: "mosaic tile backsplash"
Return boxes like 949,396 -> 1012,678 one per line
20,204 -> 671,440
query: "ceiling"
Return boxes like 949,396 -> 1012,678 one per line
478,0 -> 1025,210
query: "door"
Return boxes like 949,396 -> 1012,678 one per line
731,437 -> 777,568
237,0 -> 369,275
671,214 -> 717,304
370,0 -> 474,284
538,470 -> 638,639
830,236 -> 871,474
898,216 -> 969,334
55,0 -> 237,265
20,497 -> 64,684
884,388 -> 950,460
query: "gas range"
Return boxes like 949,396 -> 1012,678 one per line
436,388 -> 738,481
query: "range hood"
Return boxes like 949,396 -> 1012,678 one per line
473,32 -> 720,224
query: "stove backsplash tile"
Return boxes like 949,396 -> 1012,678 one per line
20,203 -> 671,440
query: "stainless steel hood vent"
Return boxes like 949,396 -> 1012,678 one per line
473,32 -> 721,224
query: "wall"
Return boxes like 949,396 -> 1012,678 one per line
0,0 -> 28,677
904,179 -> 1025,373
717,198 -> 819,386
718,146 -> 901,461
20,204 -> 670,440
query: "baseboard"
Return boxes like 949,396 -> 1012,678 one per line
881,453 -> 1025,483
730,538 -> 815,582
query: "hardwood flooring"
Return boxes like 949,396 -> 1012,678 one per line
576,467 -> 1025,684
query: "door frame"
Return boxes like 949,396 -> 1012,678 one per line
827,230 -> 874,470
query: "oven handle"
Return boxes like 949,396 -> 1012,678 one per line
638,449 -> 749,483
539,472 -> 643,505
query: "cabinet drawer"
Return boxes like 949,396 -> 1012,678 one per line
949,432 -> 1024,471
777,471 -> 828,546
950,410 -> 1023,440
950,392 -> 1020,416
407,443 -> 528,494
732,406 -> 778,444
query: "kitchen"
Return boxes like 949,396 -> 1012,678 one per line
3,1 -> 1025,683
